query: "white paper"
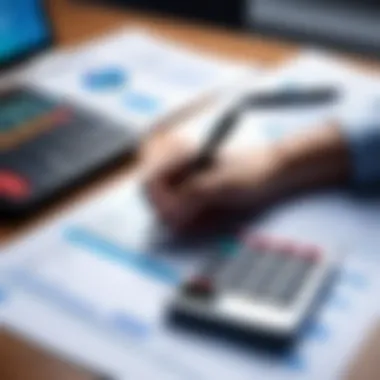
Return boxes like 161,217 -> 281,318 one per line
29,29 -> 253,134
3,176 -> 380,380
0,277 -> 8,324
0,48 -> 74,90
3,52 -> 380,380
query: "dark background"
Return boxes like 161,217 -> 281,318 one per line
77,0 -> 380,59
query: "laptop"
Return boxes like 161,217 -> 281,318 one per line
0,1 -> 137,218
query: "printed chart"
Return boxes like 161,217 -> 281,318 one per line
6,180 -> 380,380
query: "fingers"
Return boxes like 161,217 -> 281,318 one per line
147,161 -> 230,230
148,174 -> 200,228
144,136 -> 200,227
144,136 -> 262,231
142,134 -> 197,178
181,169 -> 230,204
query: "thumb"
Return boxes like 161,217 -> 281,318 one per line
145,138 -> 197,180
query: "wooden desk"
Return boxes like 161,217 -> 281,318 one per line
1,0 -> 379,379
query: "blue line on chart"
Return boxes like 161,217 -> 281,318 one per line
65,227 -> 180,286
108,312 -> 150,338
340,270 -> 369,290
11,269 -> 97,320
0,286 -> 7,304
327,293 -> 351,311
11,269 -> 151,340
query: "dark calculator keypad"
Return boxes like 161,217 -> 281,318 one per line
1,88 -> 137,216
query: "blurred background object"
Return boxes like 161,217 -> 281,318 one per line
78,0 -> 380,58
0,0 -> 53,71
252,0 -> 380,58
76,0 -> 244,27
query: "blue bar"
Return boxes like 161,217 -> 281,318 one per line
108,312 -> 150,339
0,286 -> 7,304
65,227 -> 180,286
11,269 -> 97,320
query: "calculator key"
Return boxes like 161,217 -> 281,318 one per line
0,171 -> 30,200
217,246 -> 261,291
244,234 -> 271,250
7,140 -> 63,190
184,277 -> 214,298
275,240 -> 300,255
241,250 -> 278,297
268,254 -> 316,306
303,245 -> 321,262
252,251 -> 289,299
199,251 -> 228,281
281,259 -> 315,306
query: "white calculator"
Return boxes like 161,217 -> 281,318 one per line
169,233 -> 341,350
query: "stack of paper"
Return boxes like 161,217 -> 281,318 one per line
2,52 -> 380,380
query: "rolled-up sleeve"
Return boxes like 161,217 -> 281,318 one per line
341,116 -> 380,187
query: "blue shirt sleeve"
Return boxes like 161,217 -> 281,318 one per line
341,118 -> 380,186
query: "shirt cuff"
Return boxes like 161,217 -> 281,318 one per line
340,117 -> 380,186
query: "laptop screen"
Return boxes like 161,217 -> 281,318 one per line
0,0 -> 53,69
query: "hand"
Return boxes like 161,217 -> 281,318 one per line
144,135 -> 286,232
144,124 -> 350,233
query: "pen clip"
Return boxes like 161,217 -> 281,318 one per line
242,86 -> 339,110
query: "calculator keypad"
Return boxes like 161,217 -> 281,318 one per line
185,235 -> 321,308
0,88 -> 136,214
173,234 -> 336,348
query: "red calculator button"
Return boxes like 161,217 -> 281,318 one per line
0,171 -> 30,200
246,235 -> 270,251
277,240 -> 299,255
304,246 -> 321,261
185,277 -> 214,296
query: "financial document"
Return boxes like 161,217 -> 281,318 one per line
3,179 -> 380,380
29,29 -> 252,134
0,277 -> 8,324
2,52 -> 380,380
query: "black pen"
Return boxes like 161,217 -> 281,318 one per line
171,86 -> 339,186
243,86 -> 338,109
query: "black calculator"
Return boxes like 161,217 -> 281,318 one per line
169,233 -> 340,350
0,87 -> 137,217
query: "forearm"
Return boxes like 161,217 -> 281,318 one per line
275,123 -> 351,195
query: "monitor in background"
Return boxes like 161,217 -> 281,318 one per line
82,0 -> 380,58
0,0 -> 53,71
252,0 -> 380,58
